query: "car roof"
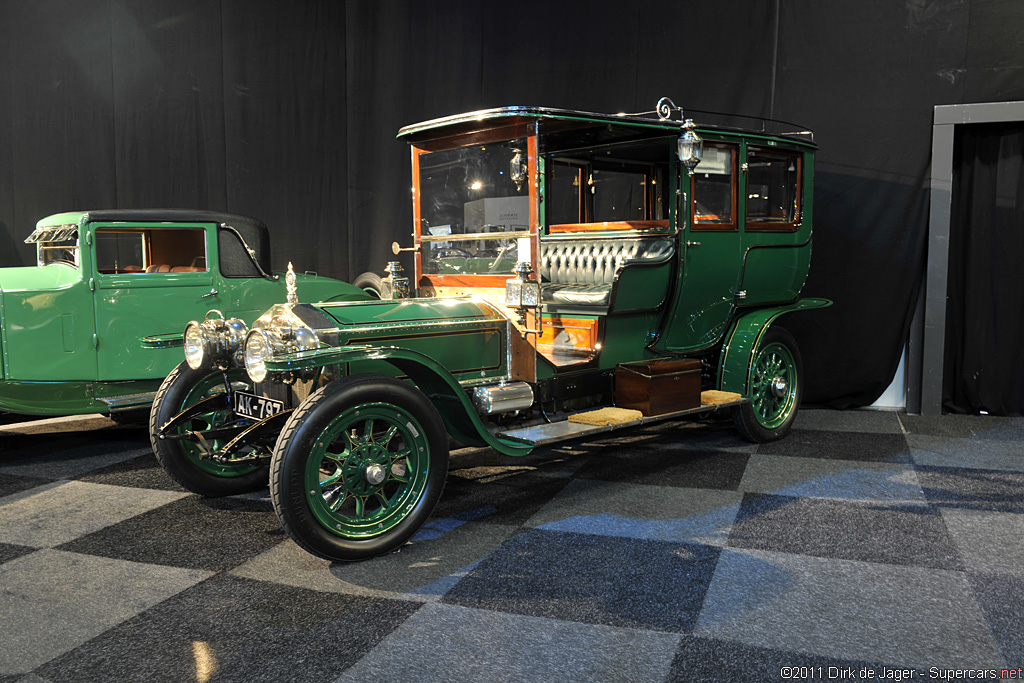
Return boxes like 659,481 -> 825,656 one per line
397,105 -> 816,150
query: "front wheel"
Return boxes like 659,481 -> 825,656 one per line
269,374 -> 449,562
149,361 -> 269,496
733,326 -> 803,443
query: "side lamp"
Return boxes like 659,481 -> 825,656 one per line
678,119 -> 704,175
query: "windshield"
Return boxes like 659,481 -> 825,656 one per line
418,138 -> 530,276
25,224 -> 79,268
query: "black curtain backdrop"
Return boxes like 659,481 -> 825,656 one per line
2,0 -> 1024,407
943,122 -> 1024,416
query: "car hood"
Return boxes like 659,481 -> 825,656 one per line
0,265 -> 81,294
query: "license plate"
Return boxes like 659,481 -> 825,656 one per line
232,391 -> 284,420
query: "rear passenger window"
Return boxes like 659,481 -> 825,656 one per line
746,147 -> 802,230
692,143 -> 737,230
95,228 -> 207,274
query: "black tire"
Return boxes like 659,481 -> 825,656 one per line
733,326 -> 803,443
149,361 -> 269,496
269,374 -> 449,562
352,271 -> 385,299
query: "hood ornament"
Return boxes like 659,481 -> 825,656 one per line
286,262 -> 298,305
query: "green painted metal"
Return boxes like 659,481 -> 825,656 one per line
0,378 -> 162,415
168,369 -> 261,478
655,144 -> 816,353
746,340 -> 799,429
265,344 -> 532,456
716,298 -> 832,396
318,297 -> 510,384
0,213 -> 362,416
305,402 -> 432,539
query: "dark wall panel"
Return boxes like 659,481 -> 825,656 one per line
110,0 -> 228,210
4,1 -> 119,265
345,0 -> 485,279
221,0 -> 348,275
3,0 -> 1024,407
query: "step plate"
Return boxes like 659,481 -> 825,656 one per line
498,398 -> 746,447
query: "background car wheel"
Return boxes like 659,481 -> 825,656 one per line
733,326 -> 803,443
269,374 -> 449,562
149,361 -> 268,496
352,271 -> 385,299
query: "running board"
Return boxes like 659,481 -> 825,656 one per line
497,397 -> 746,447
97,392 -> 158,412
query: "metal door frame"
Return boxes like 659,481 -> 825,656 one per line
912,101 -> 1024,415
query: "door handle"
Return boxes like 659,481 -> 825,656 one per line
686,241 -> 702,247
202,288 -> 219,299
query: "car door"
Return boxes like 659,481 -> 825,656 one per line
90,221 -> 219,381
656,141 -> 744,352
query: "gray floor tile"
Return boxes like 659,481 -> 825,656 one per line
967,572 -> 1024,666
525,478 -> 742,545
668,634 -> 889,683
33,573 -> 419,683
0,480 -> 187,548
739,454 -> 925,503
444,528 -> 720,633
573,446 -> 750,490
917,466 -> 1024,512
728,493 -> 963,570
336,602 -> 681,683
940,508 -> 1024,576
0,473 -> 53,499
900,413 -> 1024,440
231,521 -> 520,601
0,549 -> 211,676
78,453 -> 188,492
56,494 -> 284,571
0,445 -> 153,479
795,408 -> 904,434
695,548 -> 1004,669
432,468 -> 572,527
909,434 -> 1024,471
0,542 -> 36,565
759,430 -> 912,462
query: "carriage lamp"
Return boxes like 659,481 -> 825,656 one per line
677,119 -> 704,175
384,260 -> 410,299
510,148 -> 527,191
505,260 -> 540,328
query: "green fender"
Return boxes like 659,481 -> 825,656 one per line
717,298 -> 832,395
264,345 -> 533,457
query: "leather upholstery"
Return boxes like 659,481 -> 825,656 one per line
538,238 -> 674,307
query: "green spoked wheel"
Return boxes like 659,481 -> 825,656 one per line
270,374 -> 449,562
150,361 -> 268,496
733,327 -> 803,443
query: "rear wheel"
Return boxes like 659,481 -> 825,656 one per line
352,271 -> 385,299
733,326 -> 802,443
270,374 -> 449,561
149,361 -> 268,496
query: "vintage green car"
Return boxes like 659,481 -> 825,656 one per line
0,209 -> 363,418
151,100 -> 830,561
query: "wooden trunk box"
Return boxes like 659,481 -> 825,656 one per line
615,358 -> 702,416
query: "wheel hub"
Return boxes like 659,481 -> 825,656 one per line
770,376 -> 788,398
364,463 -> 386,485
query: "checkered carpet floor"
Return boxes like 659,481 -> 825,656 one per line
1,409 -> 1021,682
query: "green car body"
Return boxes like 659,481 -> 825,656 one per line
0,209 -> 365,416
152,102 -> 831,561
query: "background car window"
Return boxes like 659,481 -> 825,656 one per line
746,148 -> 801,229
692,143 -> 737,230
96,232 -> 145,273
95,228 -> 207,274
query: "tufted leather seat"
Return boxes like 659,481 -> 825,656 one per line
539,238 -> 675,308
